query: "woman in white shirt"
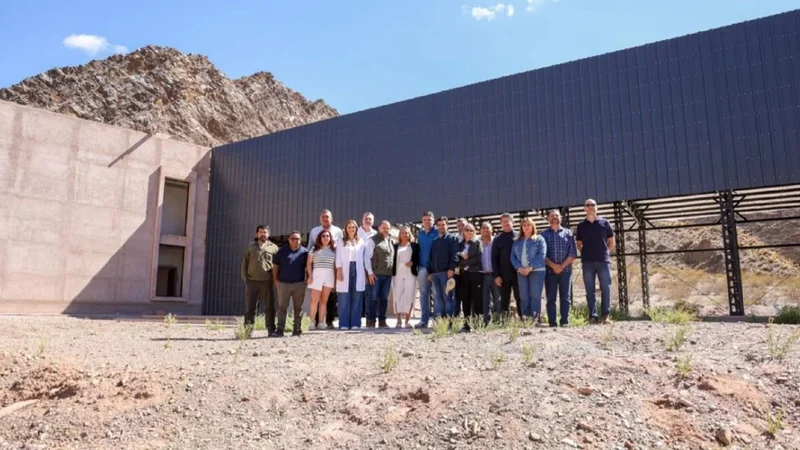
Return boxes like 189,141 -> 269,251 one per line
306,230 -> 336,330
391,226 -> 420,328
335,220 -> 367,330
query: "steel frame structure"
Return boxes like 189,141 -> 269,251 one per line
405,184 -> 800,316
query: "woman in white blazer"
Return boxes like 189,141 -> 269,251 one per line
335,220 -> 367,329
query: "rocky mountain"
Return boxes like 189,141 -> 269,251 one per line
0,45 -> 338,147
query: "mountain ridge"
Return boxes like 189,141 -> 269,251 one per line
0,45 -> 338,147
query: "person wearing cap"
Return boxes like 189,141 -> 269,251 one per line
576,199 -> 615,324
241,224 -> 280,336
427,216 -> 459,320
511,217 -> 547,323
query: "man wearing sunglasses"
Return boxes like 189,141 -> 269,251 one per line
273,231 -> 309,336
575,199 -> 615,324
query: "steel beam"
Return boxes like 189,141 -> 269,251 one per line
613,202 -> 629,314
719,191 -> 745,315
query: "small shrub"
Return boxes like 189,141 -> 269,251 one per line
774,305 -> 800,325
491,352 -> 505,370
382,344 -> 399,373
205,319 -> 225,331
163,313 -> 178,348
570,303 -> 589,327
468,316 -> 486,333
766,409 -> 783,437
766,318 -> 800,361
507,320 -> 521,343
666,325 -> 692,352
646,307 -> 695,325
431,319 -> 449,340
233,317 -> 252,340
602,323 -> 615,350
676,354 -> 693,378
282,314 -> 312,333
609,308 -> 631,322
451,317 -> 465,334
522,343 -> 535,365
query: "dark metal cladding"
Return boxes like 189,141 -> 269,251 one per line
203,10 -> 800,315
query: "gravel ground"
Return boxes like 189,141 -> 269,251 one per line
0,316 -> 799,450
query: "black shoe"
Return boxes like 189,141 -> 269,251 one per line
291,330 -> 302,337
459,326 -> 471,334
590,317 -> 599,325
270,330 -> 285,338
414,322 -> 428,329
267,329 -> 276,337
326,324 -> 335,330
560,323 -> 569,328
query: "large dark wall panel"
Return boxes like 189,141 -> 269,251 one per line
204,10 -> 800,315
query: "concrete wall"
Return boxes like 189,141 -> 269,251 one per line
0,100 -> 211,315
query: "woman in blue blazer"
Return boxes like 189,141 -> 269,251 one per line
511,217 -> 547,322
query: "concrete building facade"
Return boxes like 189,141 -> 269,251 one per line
0,100 -> 210,315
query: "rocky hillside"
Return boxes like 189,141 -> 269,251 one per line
0,45 -> 338,147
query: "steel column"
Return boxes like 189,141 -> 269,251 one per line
718,191 -> 745,315
612,202 -> 629,314
637,217 -> 650,309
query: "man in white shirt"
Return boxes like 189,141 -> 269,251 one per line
357,212 -> 376,319
358,212 -> 376,240
304,209 -> 344,327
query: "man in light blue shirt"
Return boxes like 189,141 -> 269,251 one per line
415,211 -> 437,328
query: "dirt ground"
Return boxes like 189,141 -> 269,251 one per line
1,316 -> 799,450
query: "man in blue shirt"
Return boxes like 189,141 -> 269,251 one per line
427,216 -> 459,320
273,231 -> 309,336
575,199 -> 615,324
414,211 -> 438,329
541,210 -> 577,327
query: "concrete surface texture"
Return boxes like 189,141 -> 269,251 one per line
0,100 -> 210,315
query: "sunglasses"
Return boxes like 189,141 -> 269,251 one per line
585,204 -> 597,207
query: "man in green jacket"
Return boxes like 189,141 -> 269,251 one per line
241,224 -> 280,336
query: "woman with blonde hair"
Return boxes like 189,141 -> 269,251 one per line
511,217 -> 547,323
335,220 -> 367,330
391,226 -> 420,328
306,230 -> 336,330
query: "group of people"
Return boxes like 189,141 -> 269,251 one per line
240,199 -> 616,337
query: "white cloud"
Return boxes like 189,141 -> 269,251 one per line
507,4 -> 515,16
63,34 -> 109,55
470,3 -> 507,21
63,34 -> 129,56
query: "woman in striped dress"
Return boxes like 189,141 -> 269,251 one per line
306,230 -> 336,330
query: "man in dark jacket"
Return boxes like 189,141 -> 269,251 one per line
428,216 -> 459,320
241,224 -> 280,336
492,213 -> 521,320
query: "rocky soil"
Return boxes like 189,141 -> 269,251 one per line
0,45 -> 338,147
1,316 -> 798,450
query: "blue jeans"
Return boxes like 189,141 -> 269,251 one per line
417,268 -> 432,325
337,262 -> 364,329
431,272 -> 454,319
583,261 -> 612,318
368,274 -> 391,322
545,270 -> 572,326
482,274 -> 501,324
517,270 -> 545,320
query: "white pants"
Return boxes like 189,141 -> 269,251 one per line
392,274 -> 417,316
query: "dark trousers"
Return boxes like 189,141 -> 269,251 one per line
498,271 -> 521,319
458,271 -> 483,326
545,270 -> 572,326
245,279 -> 276,333
277,281 -> 306,332
453,274 -> 462,317
326,291 -> 337,326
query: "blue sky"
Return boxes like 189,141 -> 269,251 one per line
0,0 -> 798,114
